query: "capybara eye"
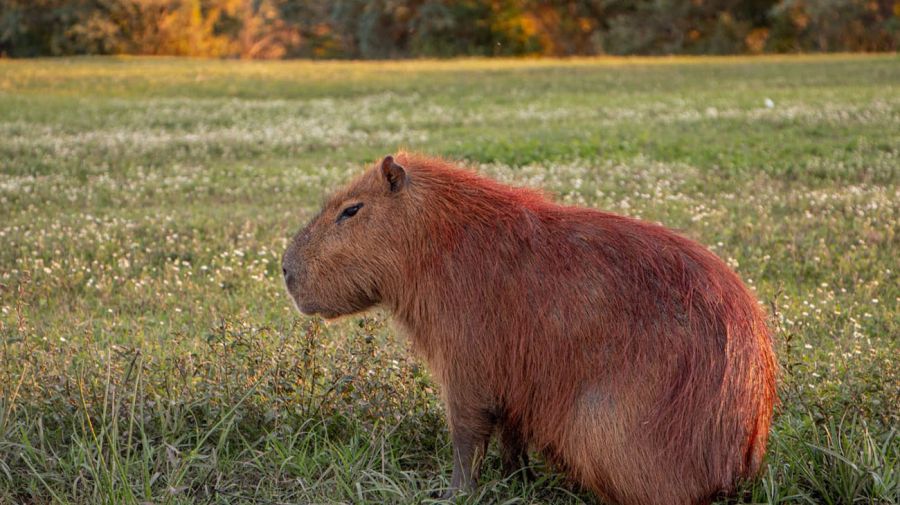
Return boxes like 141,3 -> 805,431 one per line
336,203 -> 363,223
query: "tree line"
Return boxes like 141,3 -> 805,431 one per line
1,0 -> 897,58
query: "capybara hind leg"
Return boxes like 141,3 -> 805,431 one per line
499,424 -> 535,482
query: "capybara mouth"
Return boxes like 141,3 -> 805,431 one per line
283,284 -> 314,314
297,301 -> 323,316
283,276 -> 341,319
289,294 -> 318,315
282,273 -> 316,315
290,294 -> 340,320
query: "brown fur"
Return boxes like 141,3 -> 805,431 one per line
282,153 -> 777,505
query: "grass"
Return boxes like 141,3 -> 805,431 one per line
0,54 -> 897,504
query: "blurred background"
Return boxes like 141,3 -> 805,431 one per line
1,0 -> 898,59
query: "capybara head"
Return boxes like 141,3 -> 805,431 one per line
282,156 -> 408,319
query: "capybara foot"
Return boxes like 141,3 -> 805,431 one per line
431,487 -> 458,501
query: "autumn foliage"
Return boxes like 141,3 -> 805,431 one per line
1,0 -> 896,58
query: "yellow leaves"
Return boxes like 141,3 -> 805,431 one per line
745,28 -> 771,54
79,0 -> 297,59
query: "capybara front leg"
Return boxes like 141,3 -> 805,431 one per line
438,409 -> 493,499
499,423 -> 535,482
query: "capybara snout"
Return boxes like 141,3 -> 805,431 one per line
283,153 -> 777,505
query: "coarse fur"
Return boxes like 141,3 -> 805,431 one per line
282,152 -> 777,505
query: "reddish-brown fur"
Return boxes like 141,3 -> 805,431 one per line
282,153 -> 777,505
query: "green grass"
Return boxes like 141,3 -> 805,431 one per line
0,54 -> 897,504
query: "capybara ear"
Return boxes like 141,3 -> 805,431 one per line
380,155 -> 407,193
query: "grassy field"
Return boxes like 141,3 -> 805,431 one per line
0,55 -> 897,504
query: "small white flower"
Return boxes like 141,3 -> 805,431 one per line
764,98 -> 775,108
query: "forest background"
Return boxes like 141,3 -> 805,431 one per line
2,0 -> 898,59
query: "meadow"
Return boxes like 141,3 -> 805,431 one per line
0,55 -> 897,504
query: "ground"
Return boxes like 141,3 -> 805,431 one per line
0,55 -> 897,504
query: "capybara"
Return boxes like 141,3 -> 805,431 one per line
282,153 -> 777,505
